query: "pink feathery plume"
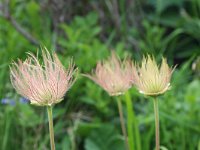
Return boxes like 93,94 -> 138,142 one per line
10,48 -> 77,106
85,52 -> 135,96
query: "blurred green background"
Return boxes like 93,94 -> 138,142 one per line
0,0 -> 200,150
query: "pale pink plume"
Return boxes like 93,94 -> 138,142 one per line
10,49 -> 77,106
85,52 -> 135,96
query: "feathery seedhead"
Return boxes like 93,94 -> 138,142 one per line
86,52 -> 135,96
10,48 -> 77,106
133,55 -> 175,96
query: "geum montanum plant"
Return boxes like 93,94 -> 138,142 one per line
132,55 -> 175,150
10,48 -> 77,150
85,52 -> 137,150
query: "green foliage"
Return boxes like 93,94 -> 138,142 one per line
0,0 -> 200,150
145,0 -> 200,59
85,124 -> 124,150
137,20 -> 183,59
59,12 -> 109,72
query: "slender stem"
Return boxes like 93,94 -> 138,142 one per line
125,91 -> 141,150
153,97 -> 160,150
125,92 -> 135,150
47,106 -> 55,150
116,97 -> 130,150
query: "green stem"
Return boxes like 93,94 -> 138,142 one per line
2,109 -> 12,150
153,97 -> 160,150
116,97 -> 130,150
125,91 -> 141,150
47,106 -> 55,150
125,92 -> 135,150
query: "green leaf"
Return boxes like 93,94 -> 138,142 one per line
61,136 -> 71,150
76,122 -> 101,137
84,124 -> 124,150
18,104 -> 42,127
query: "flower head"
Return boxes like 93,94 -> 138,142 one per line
133,55 -> 175,96
10,48 -> 77,106
86,52 -> 135,96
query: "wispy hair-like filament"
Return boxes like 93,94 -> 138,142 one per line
133,55 -> 175,96
10,48 -> 77,106
85,52 -> 135,96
